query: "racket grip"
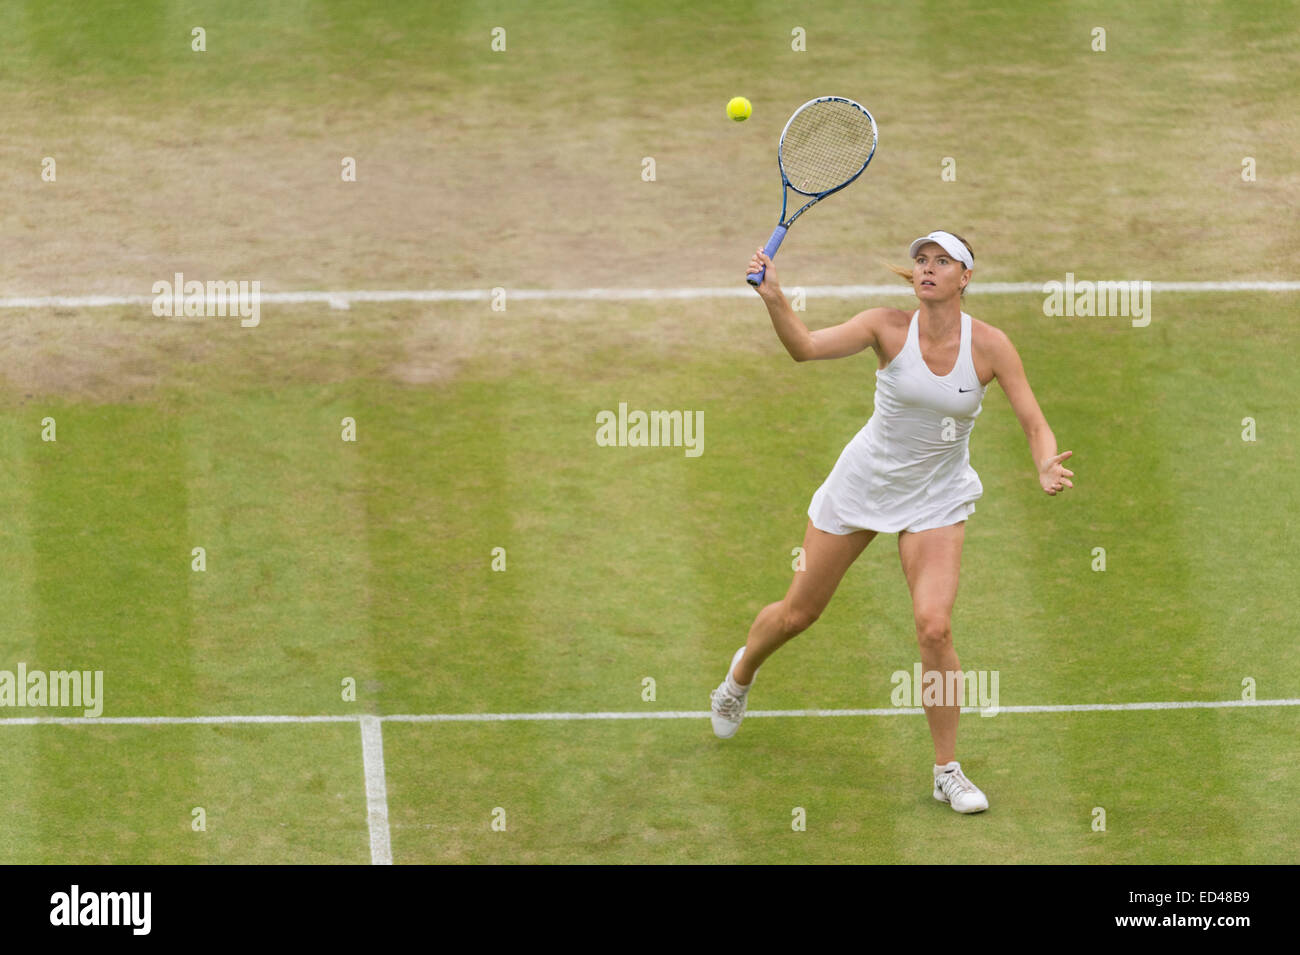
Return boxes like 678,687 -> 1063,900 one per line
746,225 -> 788,286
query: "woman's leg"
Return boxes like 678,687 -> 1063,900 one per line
732,519 -> 877,685
897,522 -> 966,764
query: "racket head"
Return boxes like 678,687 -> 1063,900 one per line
777,96 -> 878,198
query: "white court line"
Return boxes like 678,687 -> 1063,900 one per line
382,698 -> 1300,721
0,697 -> 1296,726
0,714 -> 358,726
359,715 -> 393,866
2,280 -> 1300,311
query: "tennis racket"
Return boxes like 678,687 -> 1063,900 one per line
746,96 -> 878,287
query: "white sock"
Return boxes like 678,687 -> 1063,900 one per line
726,672 -> 750,695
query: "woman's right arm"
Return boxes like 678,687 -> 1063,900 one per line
747,249 -> 882,362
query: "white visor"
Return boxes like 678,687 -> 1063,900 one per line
908,231 -> 973,270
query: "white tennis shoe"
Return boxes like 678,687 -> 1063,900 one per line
709,646 -> 751,739
933,761 -> 989,813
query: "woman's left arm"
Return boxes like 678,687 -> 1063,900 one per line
988,328 -> 1075,496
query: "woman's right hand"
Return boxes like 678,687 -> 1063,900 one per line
746,249 -> 780,296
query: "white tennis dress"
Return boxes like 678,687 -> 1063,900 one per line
808,310 -> 986,535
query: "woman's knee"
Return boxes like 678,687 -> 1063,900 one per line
914,610 -> 952,651
781,600 -> 822,636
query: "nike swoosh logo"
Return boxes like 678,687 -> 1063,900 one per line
958,387 -> 976,393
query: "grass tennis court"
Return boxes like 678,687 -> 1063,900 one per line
0,1 -> 1296,864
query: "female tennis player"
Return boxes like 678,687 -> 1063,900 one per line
711,231 -> 1074,813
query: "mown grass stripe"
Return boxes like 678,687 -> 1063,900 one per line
0,412 -> 41,860
29,404 -> 200,860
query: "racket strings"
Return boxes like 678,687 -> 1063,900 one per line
781,100 -> 876,194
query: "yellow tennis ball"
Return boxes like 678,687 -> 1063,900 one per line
726,96 -> 752,122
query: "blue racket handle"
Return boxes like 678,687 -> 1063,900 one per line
746,225 -> 788,286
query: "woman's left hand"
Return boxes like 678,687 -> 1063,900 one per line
1038,450 -> 1074,495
